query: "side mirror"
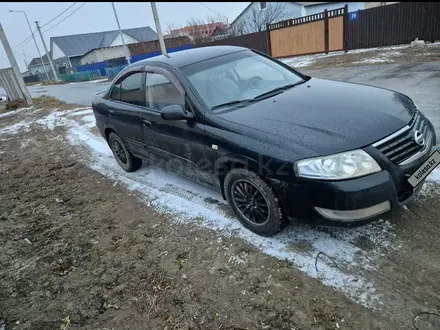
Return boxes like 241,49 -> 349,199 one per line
161,104 -> 194,120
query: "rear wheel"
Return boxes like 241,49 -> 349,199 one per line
224,168 -> 287,236
108,132 -> 142,172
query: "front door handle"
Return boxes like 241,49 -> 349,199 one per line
108,110 -> 115,117
142,120 -> 152,128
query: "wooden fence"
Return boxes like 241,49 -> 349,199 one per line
268,7 -> 346,58
345,2 -> 440,50
196,2 -> 440,59
197,31 -> 271,56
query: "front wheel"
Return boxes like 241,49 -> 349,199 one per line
108,132 -> 142,172
224,168 -> 288,236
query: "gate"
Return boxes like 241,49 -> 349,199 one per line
268,7 -> 346,58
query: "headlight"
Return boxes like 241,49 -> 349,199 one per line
294,149 -> 381,180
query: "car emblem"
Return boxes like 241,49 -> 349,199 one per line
413,130 -> 425,146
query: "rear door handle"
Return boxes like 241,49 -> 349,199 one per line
108,110 -> 115,117
142,120 -> 152,128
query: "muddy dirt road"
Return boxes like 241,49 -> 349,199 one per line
1,99 -> 440,330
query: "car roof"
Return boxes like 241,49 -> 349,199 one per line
133,45 -> 249,68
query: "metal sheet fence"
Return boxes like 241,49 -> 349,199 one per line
197,31 -> 271,55
105,65 -> 127,80
345,2 -> 440,50
60,69 -> 102,83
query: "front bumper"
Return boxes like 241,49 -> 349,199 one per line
277,144 -> 438,226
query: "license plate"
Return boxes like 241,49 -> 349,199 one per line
407,150 -> 440,187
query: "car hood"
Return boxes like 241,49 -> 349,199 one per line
215,78 -> 415,157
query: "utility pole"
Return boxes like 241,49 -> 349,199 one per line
111,2 -> 131,65
35,21 -> 60,82
150,2 -> 168,56
0,23 -> 33,105
9,10 -> 50,81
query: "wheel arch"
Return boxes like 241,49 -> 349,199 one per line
215,155 -> 260,200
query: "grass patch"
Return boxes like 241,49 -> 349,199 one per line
32,95 -> 65,107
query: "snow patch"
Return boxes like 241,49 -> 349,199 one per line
427,168 -> 440,182
0,106 -> 34,119
0,108 -> 407,309
281,51 -> 344,68
68,78 -> 109,85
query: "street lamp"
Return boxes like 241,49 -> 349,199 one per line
9,9 -> 50,80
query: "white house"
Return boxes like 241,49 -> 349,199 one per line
49,26 -> 158,71
227,2 -> 388,35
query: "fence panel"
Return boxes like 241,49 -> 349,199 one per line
197,31 -> 270,55
423,2 -> 440,42
328,16 -> 344,51
60,69 -> 102,83
268,8 -> 345,58
270,21 -> 325,58
345,2 -> 440,50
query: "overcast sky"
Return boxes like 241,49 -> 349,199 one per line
0,2 -> 249,71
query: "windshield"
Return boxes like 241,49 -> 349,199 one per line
181,50 -> 306,111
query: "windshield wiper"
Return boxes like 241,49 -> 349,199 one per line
253,81 -> 307,100
211,99 -> 257,110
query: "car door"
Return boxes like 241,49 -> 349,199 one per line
139,67 -> 213,184
105,71 -> 146,155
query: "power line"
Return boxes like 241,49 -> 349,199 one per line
40,2 -> 78,28
199,2 -> 224,18
13,31 -> 36,49
12,2 -> 80,50
42,2 -> 86,34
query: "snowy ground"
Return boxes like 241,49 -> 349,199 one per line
280,42 -> 440,68
1,105 -> 440,314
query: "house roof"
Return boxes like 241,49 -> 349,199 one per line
28,53 -> 50,67
51,26 -> 158,58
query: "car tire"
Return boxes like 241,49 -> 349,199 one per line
108,132 -> 142,172
224,168 -> 288,236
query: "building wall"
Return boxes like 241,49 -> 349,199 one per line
81,51 -> 99,65
53,57 -> 73,74
28,63 -> 51,75
52,41 -> 66,60
365,2 -> 399,9
80,46 -> 129,65
69,56 -> 82,70
96,46 -> 128,62
305,2 -> 366,15
231,2 -> 302,34
110,32 -> 139,47
128,36 -> 192,56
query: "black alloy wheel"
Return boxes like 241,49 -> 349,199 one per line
224,168 -> 287,236
231,179 -> 270,225
112,139 -> 127,164
108,132 -> 142,172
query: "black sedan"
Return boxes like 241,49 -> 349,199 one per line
92,46 -> 438,236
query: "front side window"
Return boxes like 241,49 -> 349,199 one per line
260,2 -> 267,10
110,82 -> 121,100
145,72 -> 184,111
118,72 -> 145,106
181,50 -> 305,111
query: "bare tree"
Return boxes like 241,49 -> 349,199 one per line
244,2 -> 287,33
166,15 -> 229,44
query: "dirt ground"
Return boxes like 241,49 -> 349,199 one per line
1,99 -> 440,330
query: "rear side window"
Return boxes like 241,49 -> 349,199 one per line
117,72 -> 145,106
